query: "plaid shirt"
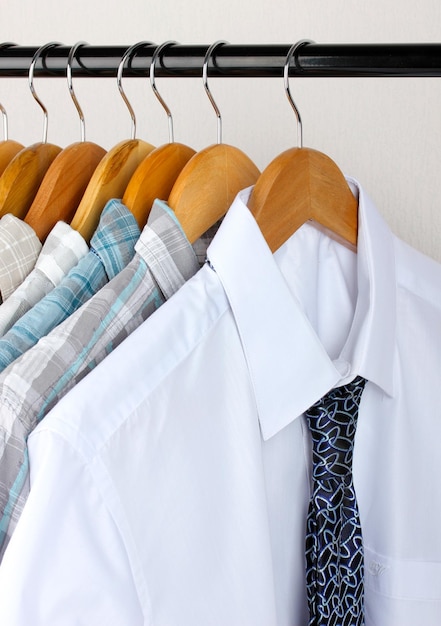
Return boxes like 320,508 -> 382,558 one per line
0,199 -> 140,373
0,215 -> 42,302
0,221 -> 89,336
0,199 -> 214,558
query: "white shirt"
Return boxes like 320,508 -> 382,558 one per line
1,181 -> 441,625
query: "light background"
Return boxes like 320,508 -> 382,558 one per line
1,0 -> 440,261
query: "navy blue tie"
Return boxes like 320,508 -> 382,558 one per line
304,376 -> 366,626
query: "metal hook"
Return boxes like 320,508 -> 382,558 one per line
0,43 -> 17,140
67,42 -> 88,142
150,41 -> 177,144
29,42 -> 62,143
117,41 -> 153,140
0,100 -> 6,141
203,40 -> 228,145
284,40 -> 314,149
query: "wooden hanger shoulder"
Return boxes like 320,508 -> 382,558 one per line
168,143 -> 260,244
0,142 -> 62,220
123,142 -> 196,229
70,138 -> 155,243
25,141 -> 106,242
0,140 -> 25,177
248,146 -> 358,253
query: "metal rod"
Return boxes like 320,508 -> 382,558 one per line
0,43 -> 441,78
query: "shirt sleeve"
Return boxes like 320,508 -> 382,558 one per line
0,428 -> 145,625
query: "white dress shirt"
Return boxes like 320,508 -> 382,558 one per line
1,180 -> 440,625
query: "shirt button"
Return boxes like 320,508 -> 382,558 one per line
333,358 -> 351,378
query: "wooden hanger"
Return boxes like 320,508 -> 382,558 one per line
69,139 -> 154,242
0,43 -> 63,220
248,40 -> 358,253
25,141 -> 106,242
248,147 -> 358,252
70,42 -> 156,243
167,42 -> 260,244
0,139 -> 24,177
122,42 -> 196,229
25,43 -> 106,242
0,142 -> 62,220
124,143 -> 196,230
169,144 -> 259,244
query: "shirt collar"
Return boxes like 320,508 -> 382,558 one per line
206,180 -> 396,441
135,199 -> 200,299
89,199 -> 140,280
342,176 -> 396,398
35,221 -> 89,286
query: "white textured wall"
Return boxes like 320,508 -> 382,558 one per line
1,0 -> 440,261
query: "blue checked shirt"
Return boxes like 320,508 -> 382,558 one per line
0,199 -> 215,558
0,199 -> 140,372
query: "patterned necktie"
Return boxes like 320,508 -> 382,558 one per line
304,376 -> 367,626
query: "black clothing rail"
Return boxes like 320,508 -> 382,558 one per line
0,43 -> 440,78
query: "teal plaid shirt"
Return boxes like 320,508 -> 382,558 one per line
0,199 -> 140,372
